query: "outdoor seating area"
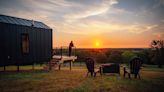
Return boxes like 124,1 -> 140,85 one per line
85,57 -> 143,78
85,57 -> 119,77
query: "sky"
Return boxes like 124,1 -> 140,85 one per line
0,0 -> 164,48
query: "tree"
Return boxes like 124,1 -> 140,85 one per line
76,50 -> 93,64
95,52 -> 108,63
121,51 -> 137,63
142,49 -> 154,64
135,51 -> 151,64
107,51 -> 123,63
151,40 -> 164,68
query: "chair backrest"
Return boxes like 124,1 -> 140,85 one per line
130,57 -> 143,74
85,57 -> 95,72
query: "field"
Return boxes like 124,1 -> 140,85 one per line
0,64 -> 164,92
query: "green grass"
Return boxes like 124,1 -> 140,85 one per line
0,65 -> 164,92
0,64 -> 45,71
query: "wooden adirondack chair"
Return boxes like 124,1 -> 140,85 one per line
123,57 -> 143,79
85,57 -> 96,77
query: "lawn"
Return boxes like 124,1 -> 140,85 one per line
0,64 -> 164,92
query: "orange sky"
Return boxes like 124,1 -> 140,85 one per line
53,31 -> 156,48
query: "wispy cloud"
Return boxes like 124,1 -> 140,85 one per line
64,0 -> 118,21
0,0 -> 164,47
153,0 -> 164,8
0,0 -> 161,35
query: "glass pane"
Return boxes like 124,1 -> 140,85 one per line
21,33 -> 29,54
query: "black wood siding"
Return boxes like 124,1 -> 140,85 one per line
0,22 -> 52,66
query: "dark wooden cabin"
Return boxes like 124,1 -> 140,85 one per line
0,15 -> 52,67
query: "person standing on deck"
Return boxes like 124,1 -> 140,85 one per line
69,41 -> 74,56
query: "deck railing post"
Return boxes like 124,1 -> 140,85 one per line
49,60 -> 52,71
74,47 -> 76,56
70,61 -> 72,70
61,47 -> 62,58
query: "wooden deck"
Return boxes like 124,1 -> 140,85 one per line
51,55 -> 77,70
53,55 -> 77,63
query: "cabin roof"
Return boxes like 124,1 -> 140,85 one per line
0,14 -> 51,29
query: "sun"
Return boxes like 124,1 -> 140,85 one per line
93,39 -> 102,48
95,42 -> 100,47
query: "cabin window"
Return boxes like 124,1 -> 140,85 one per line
21,33 -> 29,54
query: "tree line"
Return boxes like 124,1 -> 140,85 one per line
75,40 -> 164,68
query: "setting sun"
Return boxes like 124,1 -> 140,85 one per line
95,42 -> 100,47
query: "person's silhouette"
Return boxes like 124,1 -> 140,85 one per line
69,41 -> 74,56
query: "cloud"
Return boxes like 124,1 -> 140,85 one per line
151,23 -> 164,39
55,19 -> 158,35
153,32 -> 164,39
0,0 -> 163,36
63,0 -> 118,22
153,0 -> 164,8
127,24 -> 158,34
161,20 -> 164,23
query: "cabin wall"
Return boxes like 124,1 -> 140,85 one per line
0,22 -> 52,66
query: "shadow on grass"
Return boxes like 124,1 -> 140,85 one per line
0,71 -> 48,80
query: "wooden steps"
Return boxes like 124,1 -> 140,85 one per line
43,59 -> 60,71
